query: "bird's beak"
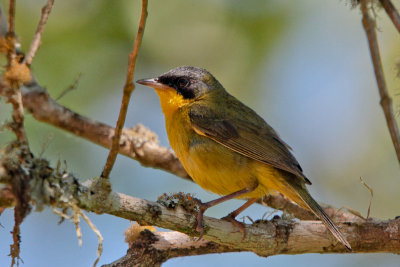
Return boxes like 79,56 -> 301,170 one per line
136,78 -> 172,90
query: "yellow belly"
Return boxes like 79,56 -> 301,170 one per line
164,108 -> 286,199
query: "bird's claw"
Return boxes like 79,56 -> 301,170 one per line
221,214 -> 247,240
196,223 -> 204,241
196,205 -> 206,241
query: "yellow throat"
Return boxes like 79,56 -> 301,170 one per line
154,88 -> 191,118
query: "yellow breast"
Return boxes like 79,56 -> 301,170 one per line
155,89 -> 285,199
157,101 -> 257,197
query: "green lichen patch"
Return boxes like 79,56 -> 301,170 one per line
157,192 -> 200,213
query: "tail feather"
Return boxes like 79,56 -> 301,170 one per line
289,183 -> 352,250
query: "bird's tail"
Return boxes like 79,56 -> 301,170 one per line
286,181 -> 352,250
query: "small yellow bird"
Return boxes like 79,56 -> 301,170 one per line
137,66 -> 351,250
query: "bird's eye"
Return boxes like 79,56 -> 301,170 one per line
177,78 -> 190,89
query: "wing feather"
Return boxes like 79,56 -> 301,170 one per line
189,102 -> 311,185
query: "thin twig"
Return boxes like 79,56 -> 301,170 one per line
55,73 -> 81,101
7,0 -> 15,34
1,57 -> 30,145
5,0 -> 17,68
79,209 -> 103,267
361,0 -> 400,165
53,207 -> 71,220
359,177 -> 374,219
72,205 -> 82,247
379,0 -> 400,33
24,0 -> 55,66
2,0 -> 30,145
9,88 -> 28,143
53,204 -> 103,267
101,0 -> 148,178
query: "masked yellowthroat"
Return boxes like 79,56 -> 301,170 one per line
137,66 -> 351,250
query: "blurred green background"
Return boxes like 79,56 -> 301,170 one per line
1,0 -> 400,266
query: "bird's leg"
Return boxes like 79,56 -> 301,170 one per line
196,185 -> 258,239
221,198 -> 258,240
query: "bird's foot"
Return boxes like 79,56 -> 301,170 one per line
195,204 -> 207,241
221,213 -> 247,240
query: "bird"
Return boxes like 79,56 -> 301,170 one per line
137,66 -> 351,250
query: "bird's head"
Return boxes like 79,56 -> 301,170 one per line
137,66 -> 223,116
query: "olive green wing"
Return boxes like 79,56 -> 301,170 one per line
189,104 -> 311,185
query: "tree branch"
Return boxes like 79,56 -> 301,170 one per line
7,0 -> 15,34
101,0 -> 148,179
24,0 -> 55,66
1,146 -> 400,266
1,2 -> 34,264
361,0 -> 400,165
105,231 -> 241,267
0,0 -> 31,145
379,0 -> 400,33
1,80 -> 29,143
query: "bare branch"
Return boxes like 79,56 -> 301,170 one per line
123,0 -> 148,88
77,204 -> 104,267
0,0 -> 31,145
2,145 -> 33,267
2,148 -> 400,259
55,73 -> 81,101
24,0 -> 55,66
105,231 -> 241,267
379,0 -> 400,33
2,156 -> 400,258
58,192 -> 400,255
7,0 -> 15,34
4,82 -> 29,143
359,177 -> 374,219
1,0 -> 33,256
361,0 -> 400,165
101,0 -> 148,179
0,62 -> 31,144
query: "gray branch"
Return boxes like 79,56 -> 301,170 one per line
0,145 -> 399,267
